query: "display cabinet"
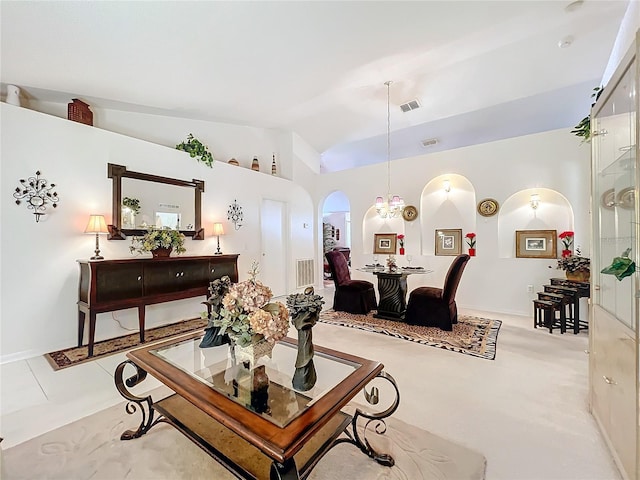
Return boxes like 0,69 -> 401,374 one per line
590,33 -> 639,480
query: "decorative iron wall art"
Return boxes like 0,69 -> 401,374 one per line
13,170 -> 59,222
227,199 -> 243,230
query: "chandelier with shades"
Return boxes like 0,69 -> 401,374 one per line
375,81 -> 405,218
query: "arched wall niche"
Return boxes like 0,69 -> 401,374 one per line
362,206 -> 404,255
420,174 -> 476,256
498,187 -> 574,258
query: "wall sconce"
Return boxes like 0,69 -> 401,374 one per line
213,222 -> 225,255
13,170 -> 60,222
84,214 -> 108,260
530,193 -> 540,210
443,179 -> 451,193
227,199 -> 243,230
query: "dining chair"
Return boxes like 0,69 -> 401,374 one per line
404,254 -> 470,330
325,250 -> 377,314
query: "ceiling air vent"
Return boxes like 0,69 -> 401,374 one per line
421,138 -> 438,148
400,99 -> 421,113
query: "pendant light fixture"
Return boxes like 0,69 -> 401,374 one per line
375,81 -> 404,218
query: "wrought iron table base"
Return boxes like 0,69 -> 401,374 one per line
114,361 -> 399,479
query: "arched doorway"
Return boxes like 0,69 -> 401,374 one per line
321,191 -> 351,285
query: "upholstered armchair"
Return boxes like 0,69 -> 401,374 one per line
404,254 -> 470,330
325,250 -> 377,314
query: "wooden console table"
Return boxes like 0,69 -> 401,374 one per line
77,255 -> 238,357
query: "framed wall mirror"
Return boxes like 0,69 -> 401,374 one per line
107,163 -> 205,240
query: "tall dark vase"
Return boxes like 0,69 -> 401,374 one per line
287,288 -> 324,392
199,276 -> 231,348
292,310 -> 318,391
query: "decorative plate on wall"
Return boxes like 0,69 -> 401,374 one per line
402,205 -> 418,221
477,198 -> 499,217
617,186 -> 635,209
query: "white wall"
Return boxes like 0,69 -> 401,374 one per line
316,128 -> 591,317
0,104 -> 315,362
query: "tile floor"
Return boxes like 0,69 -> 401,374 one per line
0,288 -> 622,479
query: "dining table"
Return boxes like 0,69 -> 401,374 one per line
358,265 -> 432,321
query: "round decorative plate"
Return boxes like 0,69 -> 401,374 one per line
477,198 -> 499,217
617,187 -> 635,209
402,205 -> 418,221
601,188 -> 615,210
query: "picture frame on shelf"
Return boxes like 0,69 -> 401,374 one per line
515,229 -> 557,258
435,228 -> 462,256
373,233 -> 397,254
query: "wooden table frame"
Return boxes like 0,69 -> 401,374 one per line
114,332 -> 399,479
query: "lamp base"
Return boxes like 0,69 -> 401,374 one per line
90,254 -> 104,260
214,252 -> 223,255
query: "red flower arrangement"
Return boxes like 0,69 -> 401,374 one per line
559,231 -> 574,248
397,234 -> 405,255
465,232 -> 476,248
465,232 -> 476,256
559,231 -> 574,257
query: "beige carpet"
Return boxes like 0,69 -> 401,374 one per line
2,398 -> 486,480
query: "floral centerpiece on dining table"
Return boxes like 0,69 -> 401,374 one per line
129,227 -> 186,258
212,261 -> 289,350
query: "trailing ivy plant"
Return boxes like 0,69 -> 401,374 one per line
176,133 -> 214,167
571,86 -> 603,143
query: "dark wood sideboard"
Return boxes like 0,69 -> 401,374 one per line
77,255 -> 239,357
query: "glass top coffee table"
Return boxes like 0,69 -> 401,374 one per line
114,332 -> 399,479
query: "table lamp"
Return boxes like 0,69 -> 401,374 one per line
85,214 -> 108,260
213,222 -> 224,255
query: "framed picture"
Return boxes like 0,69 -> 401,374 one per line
515,230 -> 557,258
373,233 -> 397,254
435,229 -> 462,256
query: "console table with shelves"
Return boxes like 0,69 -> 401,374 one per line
77,255 -> 239,357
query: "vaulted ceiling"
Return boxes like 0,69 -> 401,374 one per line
0,1 -> 629,172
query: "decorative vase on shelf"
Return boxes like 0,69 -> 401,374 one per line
399,247 -> 405,255
5,85 -> 21,106
251,156 -> 260,172
562,249 -> 572,258
228,158 -> 239,166
151,247 -> 172,258
468,248 -> 476,257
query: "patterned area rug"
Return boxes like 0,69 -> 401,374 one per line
319,310 -> 501,360
2,395 -> 487,480
44,317 -> 207,370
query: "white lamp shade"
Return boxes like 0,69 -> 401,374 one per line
212,223 -> 225,236
84,215 -> 108,234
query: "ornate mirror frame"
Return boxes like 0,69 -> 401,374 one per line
107,163 -> 205,240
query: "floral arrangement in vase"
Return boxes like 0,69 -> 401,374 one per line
556,253 -> 590,282
212,261 -> 289,348
397,234 -> 405,255
559,231 -> 574,257
465,232 -> 476,256
129,228 -> 186,258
